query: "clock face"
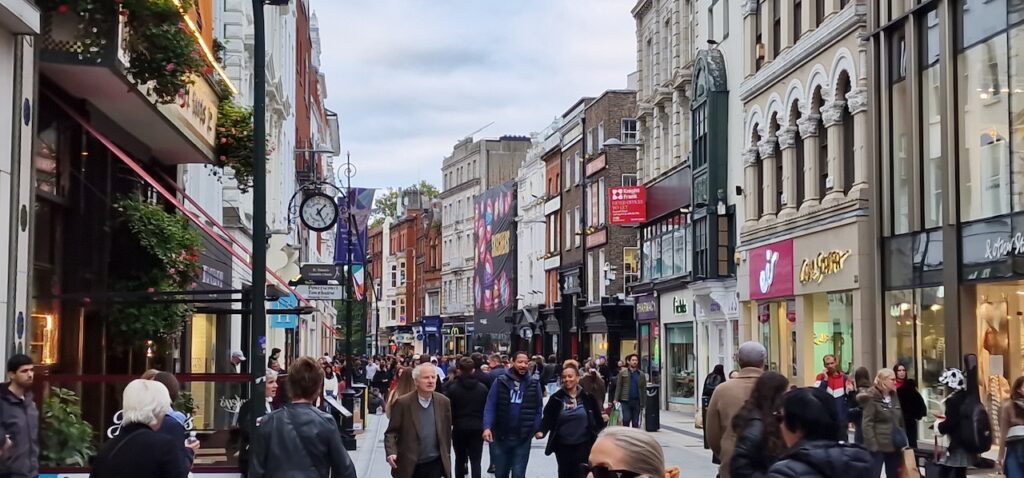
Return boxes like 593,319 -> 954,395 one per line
300,193 -> 338,232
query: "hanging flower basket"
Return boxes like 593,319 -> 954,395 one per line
213,97 -> 270,192
38,0 -> 205,105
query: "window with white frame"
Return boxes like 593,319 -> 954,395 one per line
622,119 -> 638,143
622,174 -> 638,187
598,122 -> 605,150
574,151 -> 583,182
599,249 -> 607,297
565,210 -> 573,251
391,264 -> 397,287
574,206 -> 582,247
565,157 -> 573,190
587,128 -> 595,156
598,178 -> 607,225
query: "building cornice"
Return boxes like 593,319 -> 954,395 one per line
737,4 -> 866,102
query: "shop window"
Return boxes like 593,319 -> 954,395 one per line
30,314 -> 58,365
967,280 -> 1024,448
810,293 -> 854,374
757,300 -> 796,376
885,286 -> 947,444
667,323 -> 695,404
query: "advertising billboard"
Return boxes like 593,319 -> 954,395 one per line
473,181 -> 517,334
609,186 -> 647,224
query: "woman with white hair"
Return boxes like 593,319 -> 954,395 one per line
89,379 -> 190,477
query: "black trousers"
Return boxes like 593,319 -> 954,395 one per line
552,440 -> 592,478
413,458 -> 446,478
452,428 -> 484,478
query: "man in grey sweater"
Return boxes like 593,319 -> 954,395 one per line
385,363 -> 453,478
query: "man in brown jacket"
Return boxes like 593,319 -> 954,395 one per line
705,341 -> 766,478
385,363 -> 453,478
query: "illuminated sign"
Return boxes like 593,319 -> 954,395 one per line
799,249 -> 852,284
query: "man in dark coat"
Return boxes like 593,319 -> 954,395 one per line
0,354 -> 38,478
482,352 -> 543,478
445,358 -> 488,478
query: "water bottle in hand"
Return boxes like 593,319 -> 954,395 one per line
185,431 -> 199,446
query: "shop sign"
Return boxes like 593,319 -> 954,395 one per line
673,297 -> 688,315
395,333 -> 415,343
295,284 -> 345,300
635,294 -> 658,321
748,240 -> 794,300
798,249 -> 852,284
109,409 -> 195,438
153,74 -> 219,151
609,186 -> 647,225
983,231 -> 1024,260
300,264 -> 341,282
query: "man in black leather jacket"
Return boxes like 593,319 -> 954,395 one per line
768,388 -> 872,478
250,357 -> 356,478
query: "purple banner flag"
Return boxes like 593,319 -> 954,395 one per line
334,187 -> 376,265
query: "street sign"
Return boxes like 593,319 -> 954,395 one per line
295,284 -> 346,300
609,186 -> 647,224
300,264 -> 341,282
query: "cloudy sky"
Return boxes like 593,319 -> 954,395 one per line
312,0 -> 637,190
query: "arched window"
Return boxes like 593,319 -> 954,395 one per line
772,117 -> 783,211
753,128 -> 764,217
839,74 -> 854,193
814,88 -> 828,195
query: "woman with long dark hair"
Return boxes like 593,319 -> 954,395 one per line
538,362 -> 605,478
893,362 -> 926,448
848,366 -> 872,444
1000,376 -> 1024,477
729,371 -> 789,478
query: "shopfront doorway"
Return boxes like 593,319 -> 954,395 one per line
756,300 -> 796,377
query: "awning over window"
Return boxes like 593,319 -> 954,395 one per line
46,90 -> 308,305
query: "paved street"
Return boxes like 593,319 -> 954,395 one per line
350,409 -> 719,478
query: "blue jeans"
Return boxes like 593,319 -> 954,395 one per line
870,451 -> 900,478
490,437 -> 532,478
1006,441 -> 1024,478
620,400 -> 641,428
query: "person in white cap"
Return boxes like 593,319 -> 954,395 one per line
229,350 -> 246,373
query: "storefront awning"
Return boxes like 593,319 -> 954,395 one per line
46,90 -> 309,306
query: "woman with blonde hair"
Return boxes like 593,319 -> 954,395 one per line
385,366 -> 414,417
858,368 -> 905,478
586,427 -> 678,478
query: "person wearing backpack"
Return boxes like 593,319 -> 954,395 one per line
936,368 -> 986,478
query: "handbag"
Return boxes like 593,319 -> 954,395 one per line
608,402 -> 621,426
902,448 -> 921,478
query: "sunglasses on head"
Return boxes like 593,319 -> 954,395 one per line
580,464 -> 643,478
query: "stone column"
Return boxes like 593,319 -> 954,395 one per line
846,87 -> 870,198
778,126 -> 799,218
797,110 -> 821,209
759,135 -> 779,221
742,0 -> 760,76
743,148 -> 760,226
821,99 -> 846,203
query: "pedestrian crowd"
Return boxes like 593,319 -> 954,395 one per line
3,342 -> 1018,478
702,342 -> 1012,478
377,349 -> 676,478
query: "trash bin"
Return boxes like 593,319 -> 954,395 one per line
644,384 -> 660,431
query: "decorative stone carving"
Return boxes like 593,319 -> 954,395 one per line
846,87 -> 868,115
743,148 -> 759,165
821,101 -> 846,128
742,0 -> 759,17
758,137 -> 778,159
797,113 -> 821,138
776,126 -> 799,150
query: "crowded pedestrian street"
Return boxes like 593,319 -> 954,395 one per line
351,407 -> 717,478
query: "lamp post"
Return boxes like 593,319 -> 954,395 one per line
249,0 -> 273,430
339,151 -> 358,450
